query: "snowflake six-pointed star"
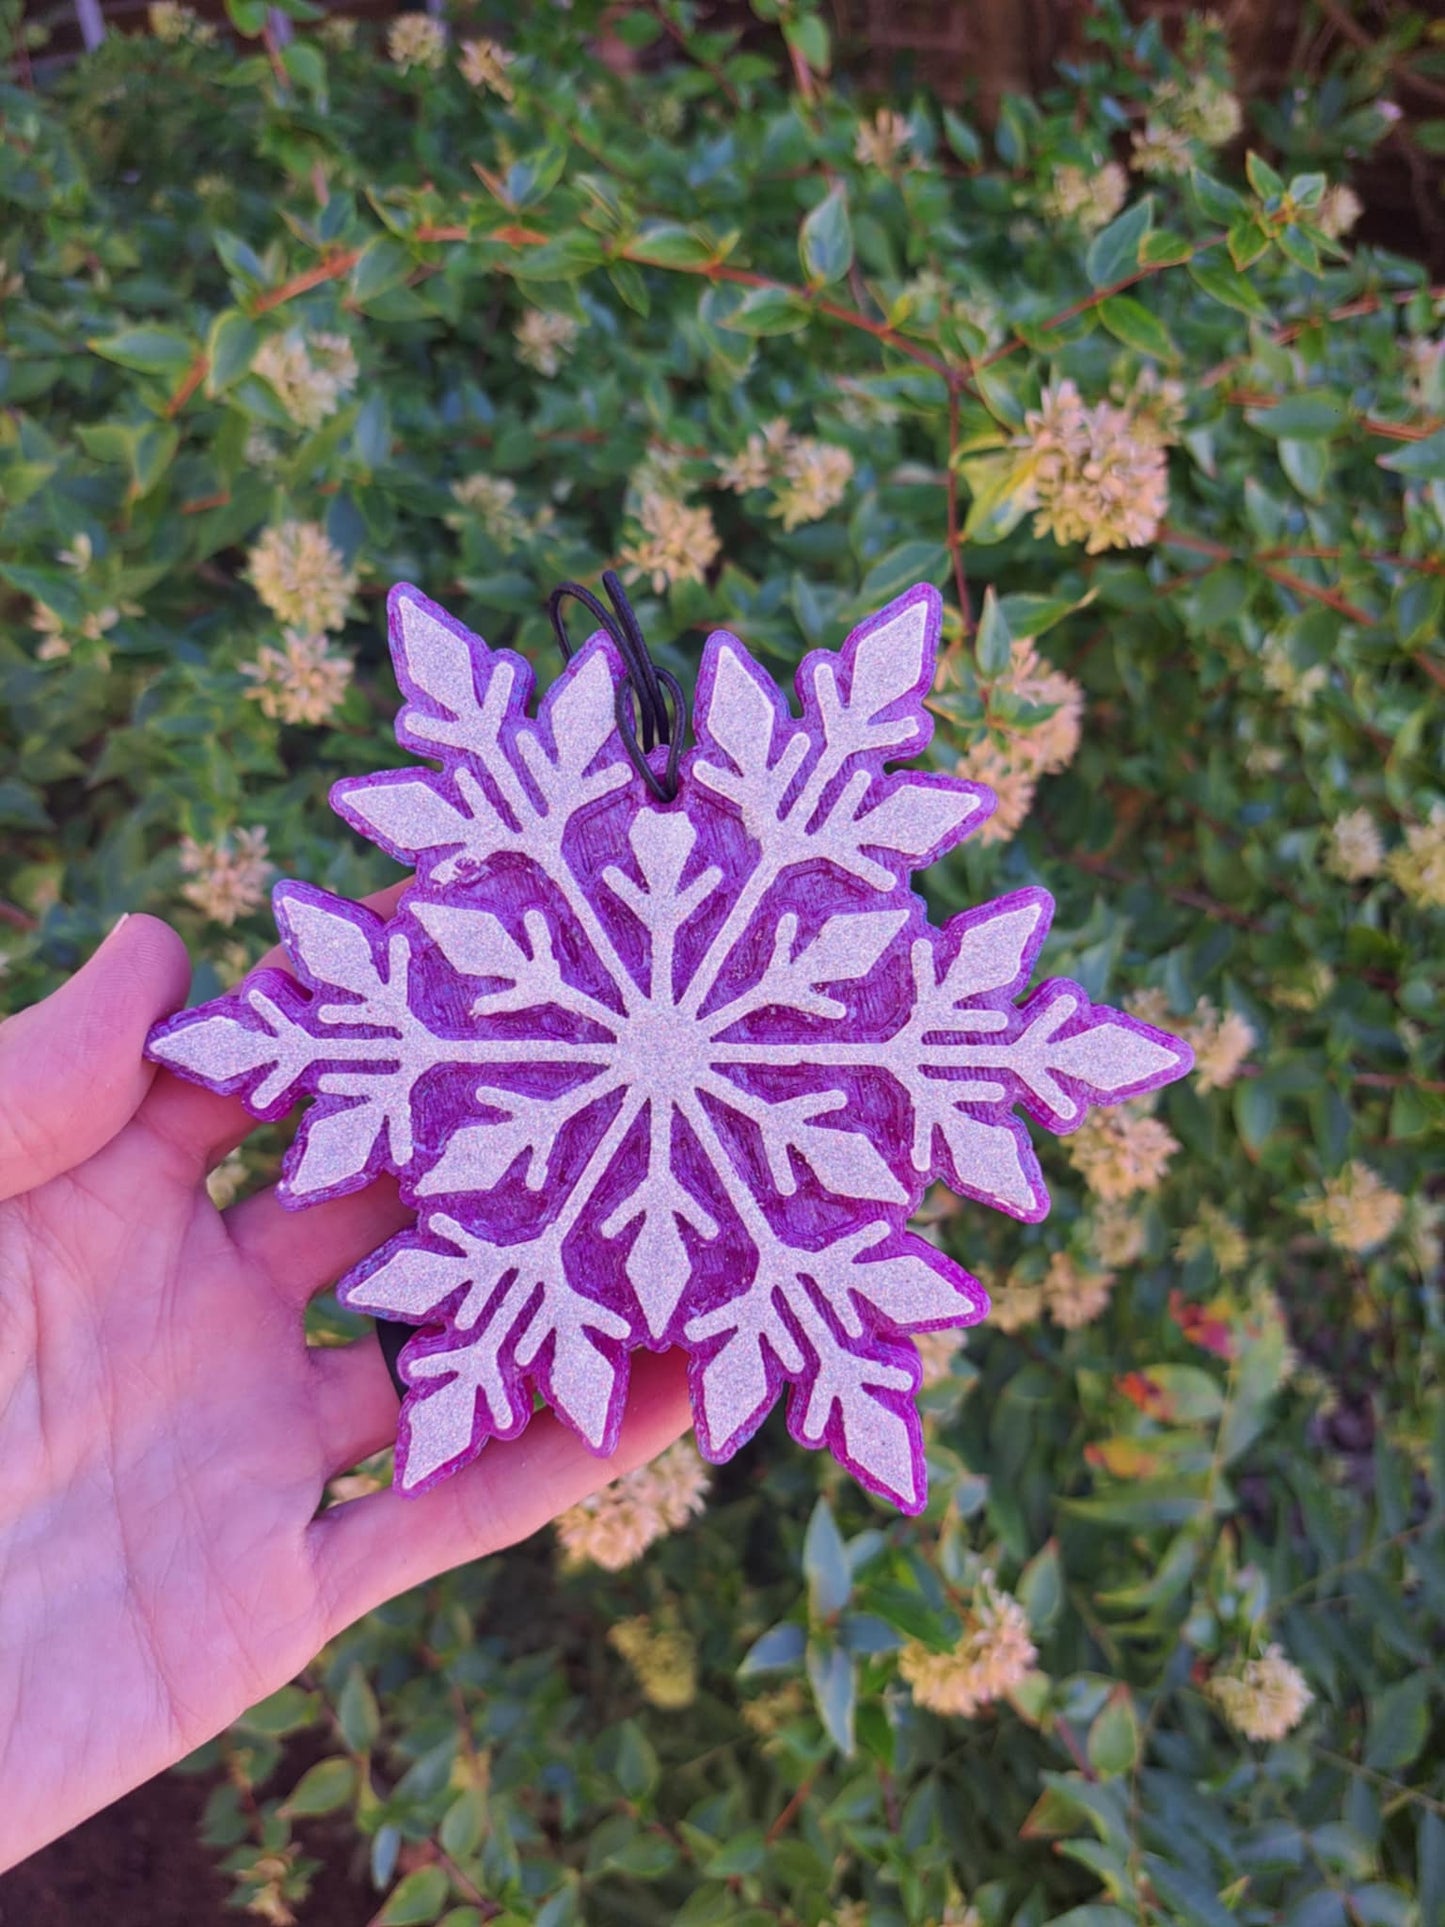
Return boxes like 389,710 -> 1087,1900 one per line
147,581 -> 1192,1512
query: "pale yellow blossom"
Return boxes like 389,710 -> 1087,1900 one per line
448,472 -> 531,548
1269,960 -> 1335,1011
1404,337 -> 1445,410
899,1572 -> 1037,1717
1092,1201 -> 1147,1268
1315,183 -> 1363,240
609,1618 -> 698,1710
996,638 -> 1084,777
206,1151 -> 247,1210
855,108 -> 911,169
1327,808 -> 1385,881
1126,987 -> 1173,1029
1131,121 -> 1194,177
515,307 -> 581,376
1260,635 -> 1327,707
1207,1644 -> 1312,1742
1067,1099 -> 1179,1202
987,1276 -> 1046,1333
1302,1161 -> 1404,1255
248,521 -> 357,634
620,492 -> 720,594
252,329 -> 358,430
149,2 -> 216,44
58,532 -> 93,573
318,14 -> 356,50
1158,74 -> 1242,146
1388,803 -> 1445,908
242,630 -> 353,726
1021,379 -> 1168,554
459,36 -> 514,99
954,738 -> 1036,846
1043,1250 -> 1115,1329
1185,998 -> 1255,1093
914,1327 -> 968,1388
555,1438 -> 709,1570
741,1681 -> 806,1737
1175,1202 -> 1249,1273
772,438 -> 854,530
1116,365 -> 1187,448
388,13 -> 446,71
1041,162 -> 1127,235
179,827 -> 271,926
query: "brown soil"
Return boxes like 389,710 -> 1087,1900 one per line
0,1761 -> 376,1927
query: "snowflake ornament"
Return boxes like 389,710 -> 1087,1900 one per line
147,582 -> 1192,1512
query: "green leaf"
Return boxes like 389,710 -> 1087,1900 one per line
783,11 -> 830,73
959,453 -> 1032,544
1380,428 -> 1445,480
238,1684 -> 317,1736
513,231 -> 607,281
351,237 -> 413,304
377,1866 -> 452,1925
997,590 -> 1092,638
439,1789 -> 487,1860
626,222 -> 719,268
803,1497 -> 852,1619
739,1621 -> 805,1675
975,585 -> 1013,676
942,108 -> 982,165
805,1639 -> 856,1755
799,186 -> 853,288
282,1757 -> 356,1817
1278,437 -> 1331,502
88,327 -> 196,376
1097,293 -> 1176,360
1245,150 -> 1285,200
1017,1539 -> 1063,1633
1085,197 -> 1153,289
1191,169 -> 1247,223
718,285 -> 811,335
337,1666 -> 380,1752
1188,257 -> 1270,317
224,0 -> 267,35
860,540 -> 949,602
205,310 -> 260,395
1088,1689 -> 1142,1778
1248,392 -> 1349,440
1365,1677 -> 1430,1771
281,40 -> 326,94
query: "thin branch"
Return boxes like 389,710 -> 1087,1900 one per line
765,1773 -> 816,1844
944,384 -> 972,635
1158,524 -> 1375,625
971,233 -> 1229,377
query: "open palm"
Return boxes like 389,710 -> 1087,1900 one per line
0,913 -> 689,1870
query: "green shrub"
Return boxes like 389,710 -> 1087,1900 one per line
2,3 -> 1442,1922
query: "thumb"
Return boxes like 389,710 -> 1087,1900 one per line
0,914 -> 192,1202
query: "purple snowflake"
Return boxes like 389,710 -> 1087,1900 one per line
147,583 -> 1192,1512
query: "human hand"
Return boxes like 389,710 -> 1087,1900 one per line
0,912 -> 690,1870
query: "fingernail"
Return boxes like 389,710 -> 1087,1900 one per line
100,912 -> 130,947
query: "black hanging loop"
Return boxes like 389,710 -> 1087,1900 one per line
546,573 -> 687,799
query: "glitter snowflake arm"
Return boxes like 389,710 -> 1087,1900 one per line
681,1080 -> 986,1510
684,587 -> 991,1019
331,588 -> 629,887
340,1210 -> 632,1490
147,883 -> 613,1203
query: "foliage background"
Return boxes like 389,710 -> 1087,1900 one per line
1,2 -> 1443,1922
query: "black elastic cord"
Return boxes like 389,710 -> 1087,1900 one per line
547,571 -> 685,798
